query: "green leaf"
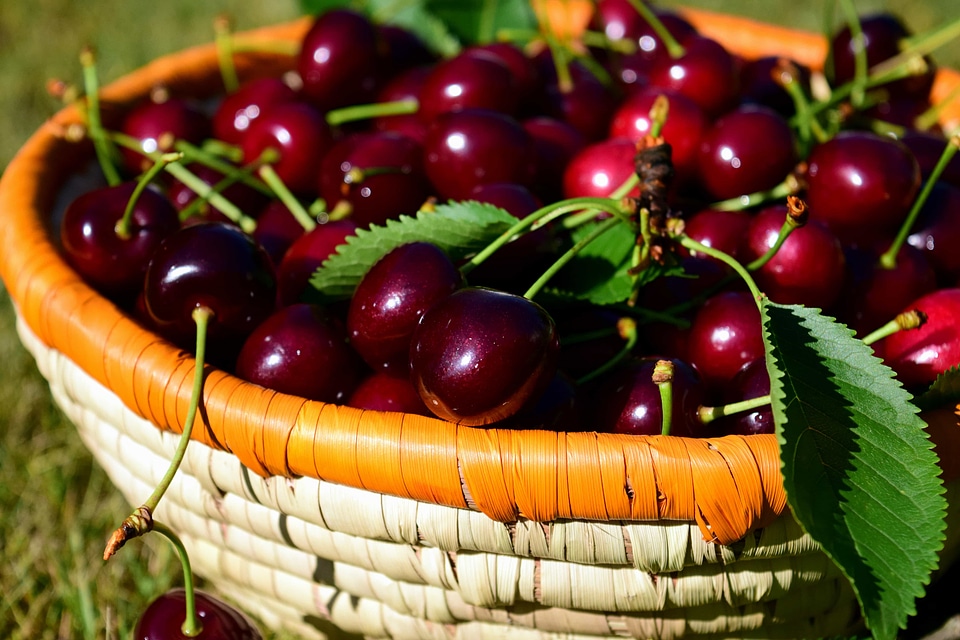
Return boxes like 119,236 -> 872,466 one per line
762,301 -> 947,640
308,201 -> 519,301
364,0 -> 462,57
914,365 -> 960,411
426,0 -> 536,44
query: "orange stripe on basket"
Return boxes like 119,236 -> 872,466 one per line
398,413 -> 467,508
353,408 -> 403,493
511,428 -> 560,522
563,432 -> 610,521
687,439 -> 751,544
622,438 -> 659,521
457,427 -> 519,522
102,315 -> 165,419
648,437 -> 696,522
596,434 -> 636,519
309,403 -> 365,490
286,400 -> 324,480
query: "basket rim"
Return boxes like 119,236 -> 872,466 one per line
1,9 -> 957,546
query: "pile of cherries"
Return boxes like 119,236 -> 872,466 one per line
61,4 -> 960,440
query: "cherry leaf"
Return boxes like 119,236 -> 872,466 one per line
914,365 -> 960,411
762,300 -> 947,640
308,201 -> 518,301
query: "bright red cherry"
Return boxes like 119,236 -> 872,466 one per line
135,588 -> 261,640
880,288 -> 960,389
647,36 -> 740,118
686,290 -> 765,389
562,137 -> 639,200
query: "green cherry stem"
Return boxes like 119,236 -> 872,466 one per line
214,14 -> 239,94
200,137 -> 245,163
524,215 -> 623,300
698,394 -> 772,425
79,46 -> 123,187
878,133 -> 960,269
873,16 -> 960,81
116,152 -> 183,239
675,234 -> 764,306
151,521 -> 202,637
774,59 -> 829,147
653,359 -> 674,436
624,0 -> 685,58
861,309 -> 927,346
837,0 -> 869,107
104,306 -> 211,561
576,317 -> 639,386
745,196 -> 808,271
710,175 -> 799,212
257,163 -> 317,232
325,98 -> 420,127
174,138 -> 273,196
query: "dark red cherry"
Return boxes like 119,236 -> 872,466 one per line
683,208 -> 751,262
880,288 -> 960,388
738,56 -> 812,117
241,102 -> 334,195
378,24 -> 435,74
120,97 -> 210,175
697,105 -> 796,201
539,60 -> 619,141
906,182 -> 960,282
409,287 -> 560,425
143,222 -> 277,358
297,9 -> 384,111
590,356 -> 707,437
522,116 -> 587,201
717,358 -> 774,436
347,242 -> 463,371
900,131 -> 960,188
276,219 -> 358,306
135,588 -> 261,640
60,182 -> 180,302
739,204 -> 846,310
212,77 -> 299,146
686,290 -> 765,389
251,200 -> 308,266
417,52 -> 519,121
463,43 -> 541,111
236,303 -> 363,403
317,131 -> 429,229
803,131 -> 920,245
647,36 -> 740,118
423,109 -> 536,201
373,66 -> 433,144
563,137 -> 639,200
347,371 -> 432,416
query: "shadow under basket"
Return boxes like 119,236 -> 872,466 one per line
2,10 -> 960,640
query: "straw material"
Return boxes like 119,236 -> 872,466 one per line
2,9 -> 960,639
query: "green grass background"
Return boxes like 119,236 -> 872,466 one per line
0,1 -> 958,638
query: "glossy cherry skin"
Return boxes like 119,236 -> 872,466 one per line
906,182 -> 960,282
236,303 -> 363,403
60,182 -> 179,302
373,66 -> 433,144
716,357 -> 774,436
135,588 -> 261,640
241,101 -> 334,195
347,371 -> 432,416
562,137 -> 639,199
409,287 -> 560,425
647,36 -> 740,118
598,7 -> 697,90
251,199 -> 309,266
739,204 -> 846,310
880,288 -> 960,389
143,222 -> 277,352
589,356 -> 707,437
422,109 -> 536,201
463,43 -> 542,112
212,77 -> 299,146
522,116 -> 587,201
417,52 -> 519,121
347,242 -> 463,371
297,9 -> 384,111
803,130 -> 920,245
538,60 -> 619,141
683,208 -> 751,262
686,290 -> 765,389
276,219 -> 358,306
697,105 -> 797,201
120,97 -> 210,175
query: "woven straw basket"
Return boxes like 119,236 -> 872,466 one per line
3,9 -> 960,640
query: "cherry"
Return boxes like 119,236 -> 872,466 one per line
347,371 -> 432,416
682,208 -> 751,262
240,101 -> 334,195
250,199 -> 309,266
236,303 -> 363,403
900,131 -> 960,188
60,182 -> 179,302
880,288 -> 960,388
686,290 -> 765,389
494,371 -> 583,432
589,356 -> 707,437
317,131 -> 429,229
716,358 -> 774,436
697,105 -> 797,201
906,182 -> 960,282
538,60 -> 619,142
378,24 -> 435,75
422,109 -> 536,201
739,204 -> 846,310
562,137 -> 639,200
276,219 -> 358,306
417,52 -> 520,121
373,66 -> 433,144
119,96 -> 210,175
211,77 -> 299,146
167,162 -> 269,226
608,88 -> 707,186
409,287 -> 560,425
143,221 -> 277,356
347,242 -> 463,371
462,43 -> 542,112
522,115 -> 587,201
803,130 -> 920,245
297,8 -> 385,111
135,588 -> 261,640
647,36 -> 740,118
738,56 -> 812,117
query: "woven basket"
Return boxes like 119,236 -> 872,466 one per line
2,9 -> 960,640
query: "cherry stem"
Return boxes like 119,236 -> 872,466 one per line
544,31 -> 575,93
698,394 -> 772,425
79,46 -> 123,187
710,175 -> 798,212
653,359 -> 674,436
873,16 -> 960,80
576,317 -> 639,385
524,215 -> 624,300
676,234 -> 764,305
774,59 -> 829,147
861,309 -> 927,346
174,138 -> 273,196
558,173 -> 640,230
200,137 -> 245,163
325,98 -> 420,127
177,155 -> 263,224
624,0 -> 684,58
580,29 -> 637,54
746,196 -> 808,272
151,521 -> 202,637
258,163 -> 317,232
837,0 -> 869,107
104,307 -> 210,560
878,133 -> 960,270
214,14 -> 239,94
116,152 -> 183,239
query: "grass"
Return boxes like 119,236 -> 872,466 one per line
0,0 -> 958,638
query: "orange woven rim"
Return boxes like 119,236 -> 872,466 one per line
1,11 -> 958,547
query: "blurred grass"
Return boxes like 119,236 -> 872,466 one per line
0,1 -> 958,639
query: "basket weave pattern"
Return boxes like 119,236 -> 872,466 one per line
2,9 -> 959,640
